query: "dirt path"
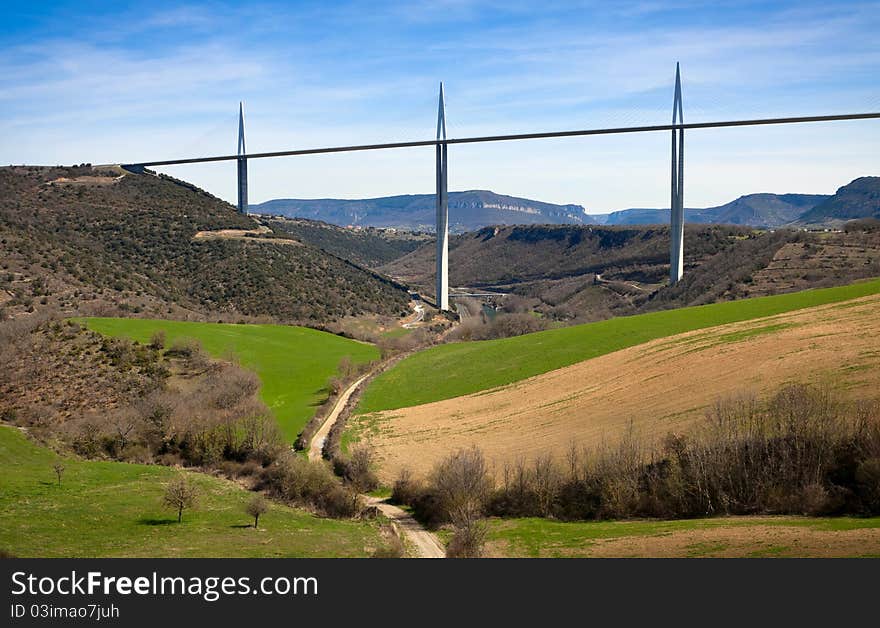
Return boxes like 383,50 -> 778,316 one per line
306,368 -> 446,557
308,372 -> 373,461
365,496 -> 445,558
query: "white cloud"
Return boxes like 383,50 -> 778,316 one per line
1,1 -> 878,212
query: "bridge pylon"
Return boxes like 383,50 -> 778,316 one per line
670,63 -> 685,284
237,102 -> 249,214
435,83 -> 449,311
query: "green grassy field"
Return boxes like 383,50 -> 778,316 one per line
82,318 -> 379,441
358,277 -> 880,413
486,516 -> 880,558
0,426 -> 381,557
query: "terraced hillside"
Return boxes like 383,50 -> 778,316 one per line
0,426 -> 381,558
352,279 -> 880,480
0,166 -> 409,323
384,224 -> 880,323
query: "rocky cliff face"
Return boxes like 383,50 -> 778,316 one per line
252,190 -> 588,232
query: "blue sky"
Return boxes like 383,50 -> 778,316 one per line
1,0 -> 878,212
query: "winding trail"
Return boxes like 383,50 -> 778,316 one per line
306,366 -> 446,558
365,496 -> 446,558
308,372 -> 372,461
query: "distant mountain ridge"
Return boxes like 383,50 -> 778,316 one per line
254,190 -> 833,231
598,193 -> 828,227
797,177 -> 880,225
253,190 -> 589,232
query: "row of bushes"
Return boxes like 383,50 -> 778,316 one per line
391,385 -> 880,553
490,385 -> 880,520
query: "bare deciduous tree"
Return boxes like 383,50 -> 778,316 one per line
163,476 -> 198,523
430,447 -> 492,557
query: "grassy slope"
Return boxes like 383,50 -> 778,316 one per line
486,517 -> 880,558
0,426 -> 379,557
83,318 -> 379,441
359,278 -> 880,413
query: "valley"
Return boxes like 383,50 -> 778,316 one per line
2,164 -> 879,559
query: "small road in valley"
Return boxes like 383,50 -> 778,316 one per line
307,367 -> 446,558
365,496 -> 446,558
402,301 -> 426,329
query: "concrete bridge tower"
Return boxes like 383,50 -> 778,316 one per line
435,83 -> 450,311
669,63 -> 685,284
237,102 -> 248,214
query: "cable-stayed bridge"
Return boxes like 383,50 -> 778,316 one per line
124,65 -> 880,311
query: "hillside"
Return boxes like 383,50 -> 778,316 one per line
798,177 -> 880,225
384,223 -> 749,287
0,426 -> 382,557
252,190 -> 589,232
356,278 -> 880,415
0,166 -> 410,323
82,318 -> 379,440
354,288 -> 880,481
382,223 -> 880,322
265,216 -> 430,268
603,193 -> 827,227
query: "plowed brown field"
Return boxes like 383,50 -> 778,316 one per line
357,293 -> 880,482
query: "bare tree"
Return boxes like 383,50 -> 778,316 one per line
430,447 -> 492,557
431,447 -> 491,525
163,476 -> 198,523
111,409 -> 138,452
52,461 -> 65,486
345,443 -> 378,493
246,495 -> 269,529
337,355 -> 355,379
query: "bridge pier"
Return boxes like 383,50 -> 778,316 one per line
435,83 -> 450,311
237,102 -> 248,214
670,63 -> 684,284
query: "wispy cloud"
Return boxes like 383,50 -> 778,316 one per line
0,0 -> 877,211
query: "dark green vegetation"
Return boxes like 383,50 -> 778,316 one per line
82,317 -> 379,440
799,176 -> 880,225
485,516 -> 880,558
253,190 -> 589,232
602,193 -> 828,227
359,278 -> 880,412
0,166 -> 409,323
0,426 -> 380,557
266,216 -> 428,268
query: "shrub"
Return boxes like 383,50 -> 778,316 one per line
371,533 -> 405,558
390,467 -> 421,505
446,520 -> 488,558
149,329 -> 166,350
259,453 -> 361,518
486,384 -> 880,520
